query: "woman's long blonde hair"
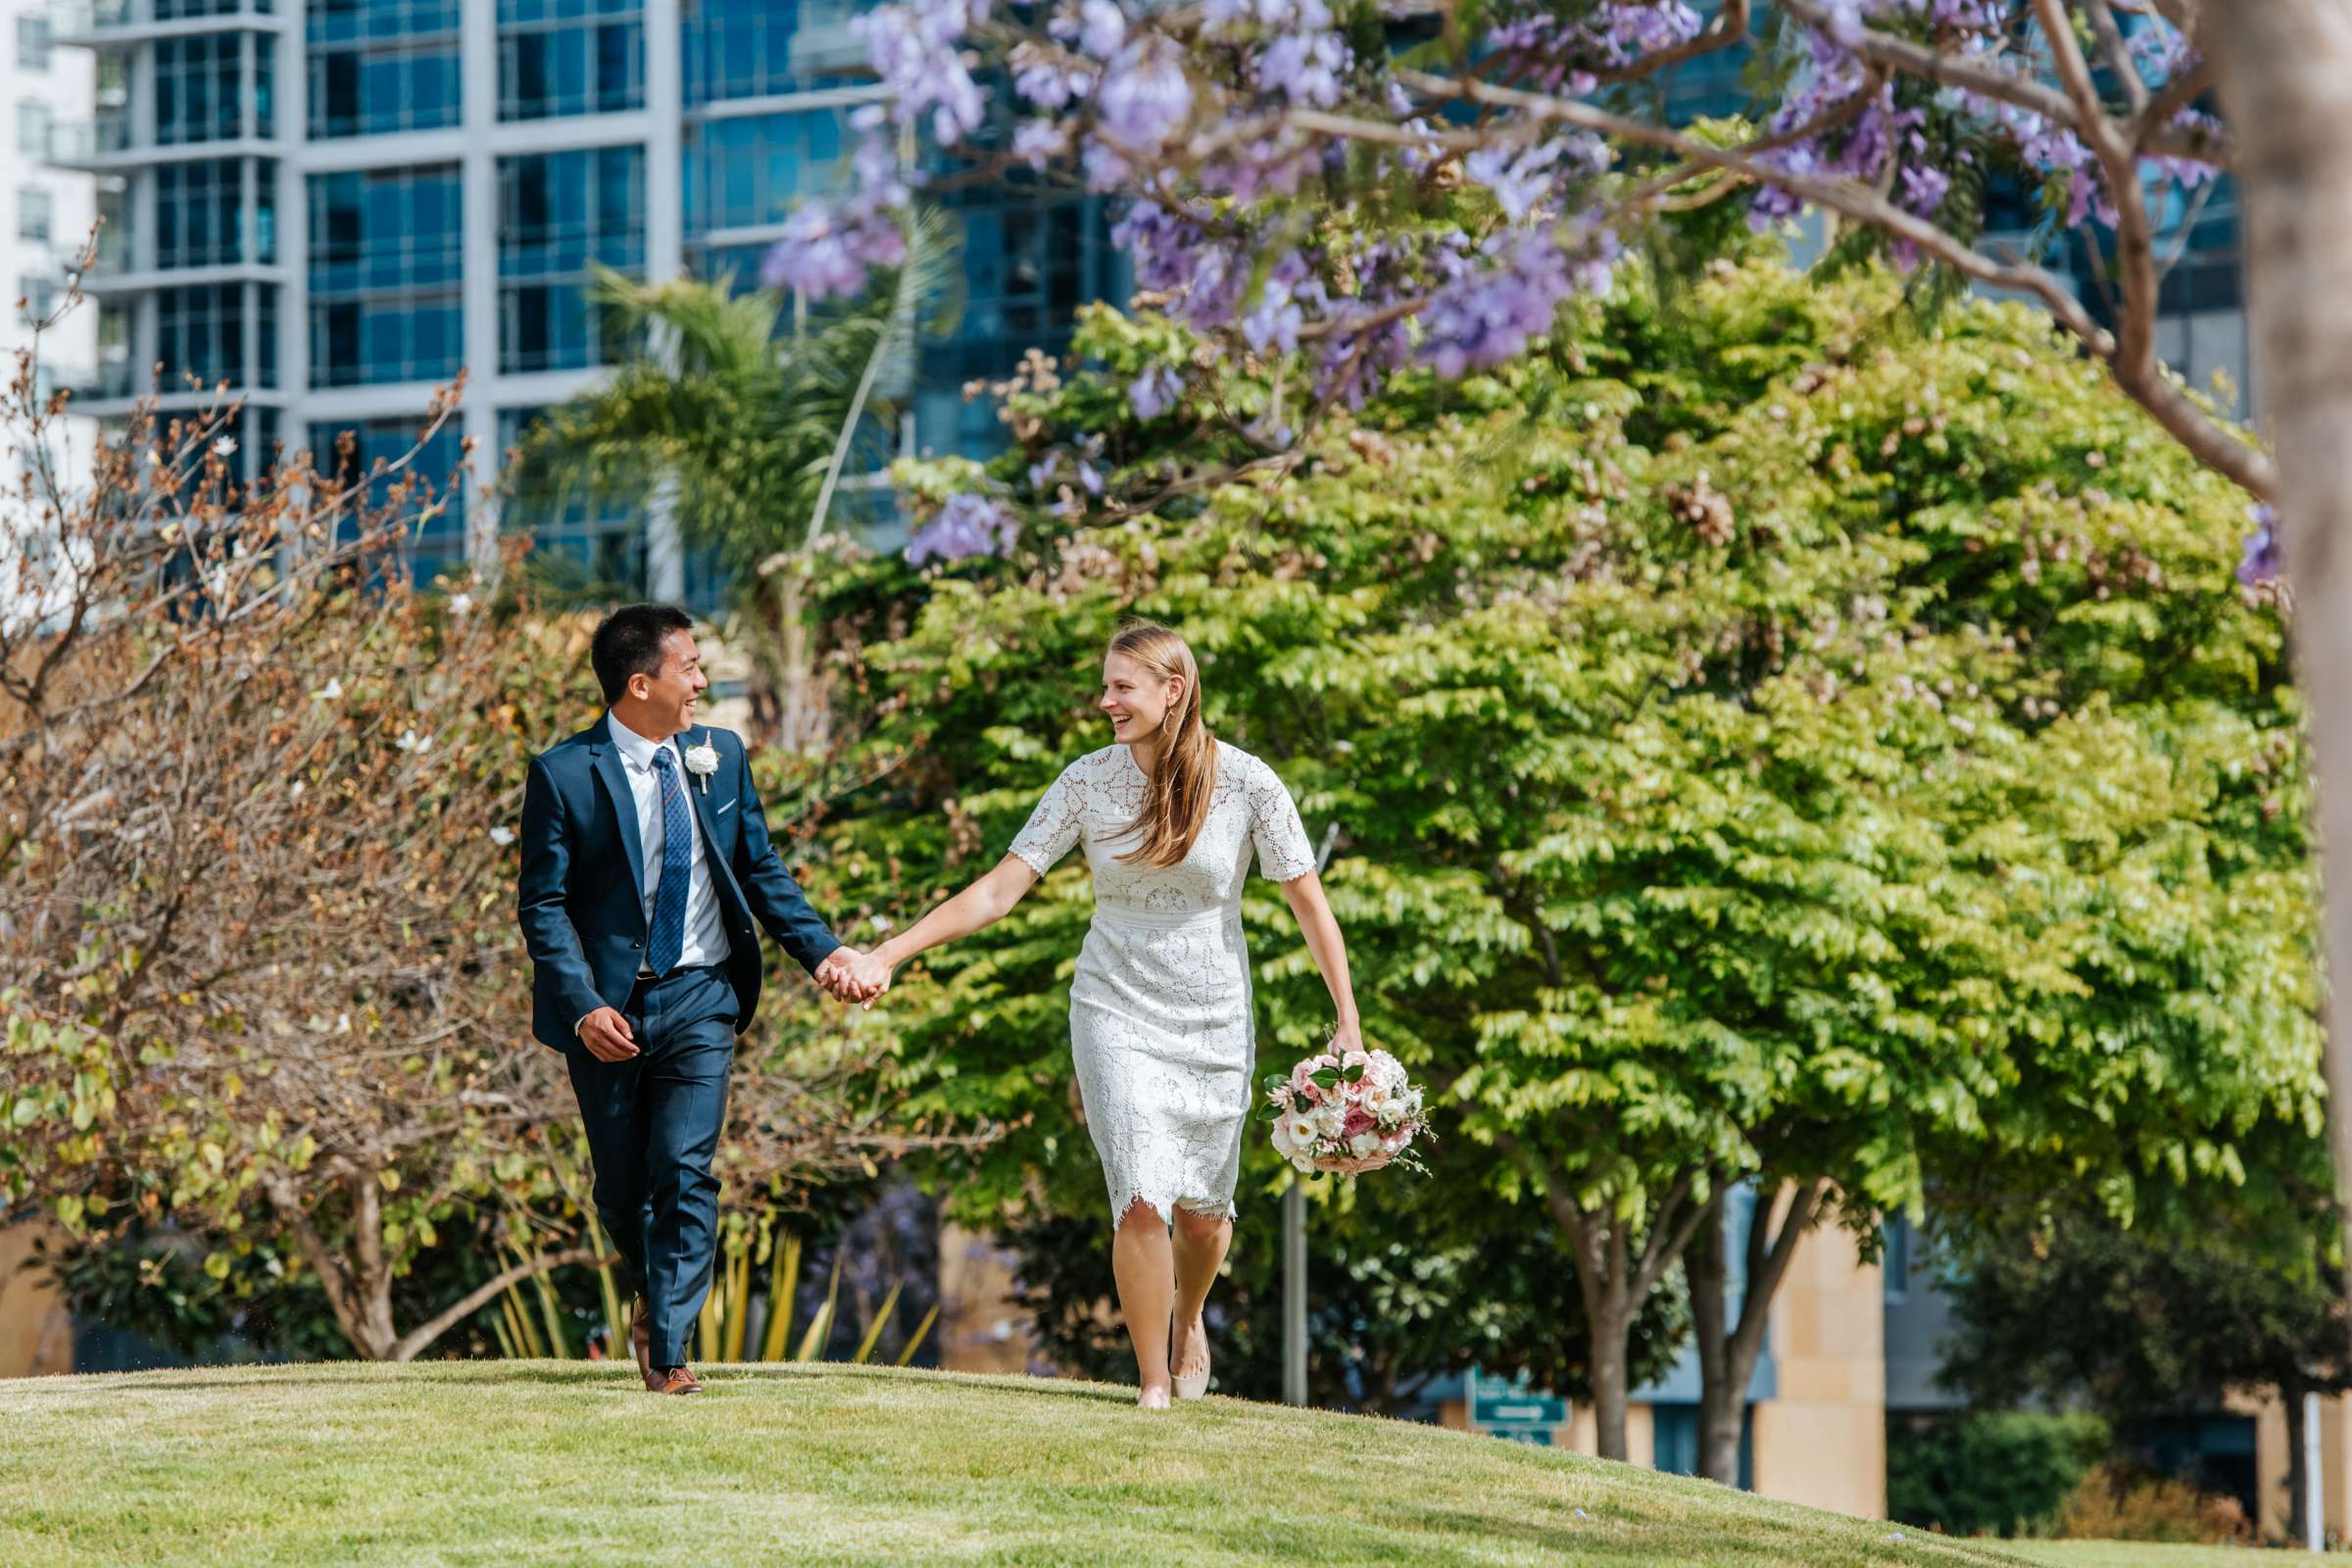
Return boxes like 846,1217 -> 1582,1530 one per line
1110,621 -> 1217,868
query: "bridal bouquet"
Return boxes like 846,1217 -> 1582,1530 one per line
1262,1043 -> 1433,1177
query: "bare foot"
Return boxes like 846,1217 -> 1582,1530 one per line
1172,1317 -> 1208,1381
1137,1384 -> 1173,1410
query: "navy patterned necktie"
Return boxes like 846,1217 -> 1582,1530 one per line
647,748 -> 692,975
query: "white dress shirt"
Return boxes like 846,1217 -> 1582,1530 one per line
607,709 -> 731,977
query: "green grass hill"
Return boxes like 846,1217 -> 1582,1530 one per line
0,1361 -> 2231,1566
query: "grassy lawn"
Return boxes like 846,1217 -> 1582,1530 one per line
1999,1544 -> 2275,1567
0,1360 -> 2056,1568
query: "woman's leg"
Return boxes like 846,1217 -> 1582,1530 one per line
1170,1205 -> 1232,1380
1111,1197 -> 1176,1403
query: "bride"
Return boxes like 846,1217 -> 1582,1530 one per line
847,620 -> 1363,1407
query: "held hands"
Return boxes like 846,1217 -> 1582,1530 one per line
847,948 -> 895,1009
815,946 -> 892,1006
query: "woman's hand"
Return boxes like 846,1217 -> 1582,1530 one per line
850,947 -> 896,1008
1330,1017 -> 1363,1056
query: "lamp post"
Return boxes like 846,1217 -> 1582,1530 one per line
1281,821 -> 1342,1407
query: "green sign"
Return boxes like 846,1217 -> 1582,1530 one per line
1465,1369 -> 1568,1434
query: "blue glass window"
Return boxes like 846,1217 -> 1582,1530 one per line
156,281 -> 248,388
156,157 -> 275,268
682,0 -> 868,106
155,34 -> 247,145
682,109 -> 844,235
917,189 -> 1117,457
307,165 -> 464,387
498,404 -> 648,593
310,416 -> 467,586
500,0 -> 643,121
308,0 -> 461,137
157,0 -> 275,18
498,144 -> 645,372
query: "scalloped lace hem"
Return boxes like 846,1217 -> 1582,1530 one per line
1113,1190 -> 1238,1228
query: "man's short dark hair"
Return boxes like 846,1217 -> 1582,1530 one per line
590,604 -> 695,705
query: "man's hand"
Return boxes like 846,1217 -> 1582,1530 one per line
815,947 -> 883,1004
577,1006 -> 639,1062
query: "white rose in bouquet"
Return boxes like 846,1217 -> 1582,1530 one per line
1275,1112 -> 1318,1159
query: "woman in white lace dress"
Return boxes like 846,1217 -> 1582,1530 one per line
848,621 -> 1363,1408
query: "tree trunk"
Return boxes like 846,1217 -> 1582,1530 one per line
1688,1179 -> 1828,1485
2212,10 -> 2352,1370
1687,1195 -> 1743,1485
776,570 -> 814,753
1588,1304 -> 1634,1461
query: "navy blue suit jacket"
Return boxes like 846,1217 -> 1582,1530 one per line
516,715 -> 843,1051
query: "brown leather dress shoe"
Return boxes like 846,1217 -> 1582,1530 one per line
649,1365 -> 703,1396
629,1296 -> 653,1388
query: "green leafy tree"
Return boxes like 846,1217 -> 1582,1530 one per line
1936,1194 -> 2347,1535
800,252 -> 2315,1460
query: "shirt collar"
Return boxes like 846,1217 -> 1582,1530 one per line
605,710 -> 677,774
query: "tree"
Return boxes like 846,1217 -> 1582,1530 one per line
808,253 -> 2315,1460
0,332 -> 949,1360
764,0 -> 2352,1348
514,214 -> 959,749
1936,1195 -> 2349,1535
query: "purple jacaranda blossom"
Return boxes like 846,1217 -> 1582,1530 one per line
1202,0 -> 1333,32
1097,36 -> 1193,149
1418,224 -> 1613,380
1129,364 -> 1183,419
2238,503 -> 2280,587
1012,42 -> 1094,110
761,203 -> 907,299
1255,30 -> 1348,109
1465,143 -> 1557,222
857,0 -> 990,145
906,493 -> 1019,564
1240,255 -> 1319,354
1012,118 -> 1069,168
1199,133 -> 1323,202
1077,0 -> 1125,58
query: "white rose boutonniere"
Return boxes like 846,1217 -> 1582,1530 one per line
682,737 -> 719,794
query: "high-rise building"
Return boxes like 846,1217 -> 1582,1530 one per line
40,0 -> 1122,597
5,0 -> 99,627
6,0 -> 98,385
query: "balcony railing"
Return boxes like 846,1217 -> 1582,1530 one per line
52,0 -> 276,35
45,117 -> 133,161
83,354 -> 140,402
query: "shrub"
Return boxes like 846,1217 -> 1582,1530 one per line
2054,1463 -> 2253,1545
1886,1411 -> 2111,1538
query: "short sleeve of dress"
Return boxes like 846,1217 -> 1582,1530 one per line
1246,754 -> 1318,883
1007,761 -> 1085,875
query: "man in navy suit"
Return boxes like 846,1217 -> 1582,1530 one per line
518,603 -> 878,1395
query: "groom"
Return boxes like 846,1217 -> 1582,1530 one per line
517,603 -> 877,1395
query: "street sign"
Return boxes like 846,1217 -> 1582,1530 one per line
1465,1368 -> 1569,1441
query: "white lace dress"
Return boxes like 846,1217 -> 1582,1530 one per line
1007,739 -> 1319,1226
